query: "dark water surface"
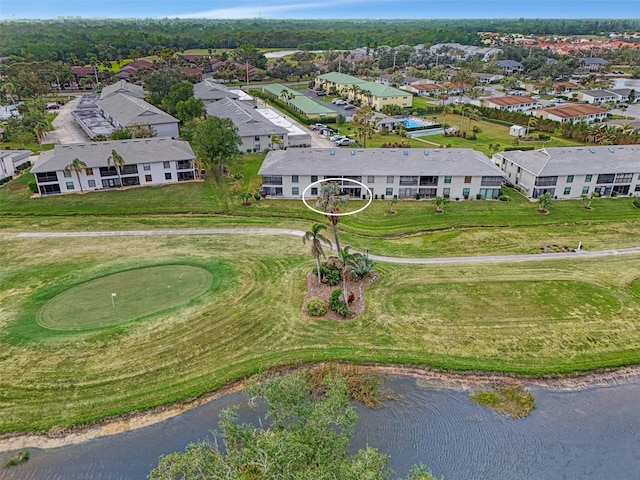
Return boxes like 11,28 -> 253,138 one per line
2,375 -> 640,480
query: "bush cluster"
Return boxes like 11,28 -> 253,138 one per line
305,297 -> 326,316
0,176 -> 12,185
328,289 -> 350,318
318,265 -> 341,286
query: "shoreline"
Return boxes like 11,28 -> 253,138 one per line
2,363 -> 640,452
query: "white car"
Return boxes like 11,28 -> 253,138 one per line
330,134 -> 345,142
531,95 -> 541,100
334,99 -> 347,105
336,138 -> 355,146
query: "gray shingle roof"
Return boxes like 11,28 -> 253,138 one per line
96,94 -> 179,127
498,146 -> 640,176
31,138 -> 195,173
206,98 -> 288,137
99,81 -> 145,100
258,148 -> 505,177
496,60 -> 524,68
193,80 -> 239,101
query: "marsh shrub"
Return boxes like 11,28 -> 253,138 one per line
306,297 -> 326,316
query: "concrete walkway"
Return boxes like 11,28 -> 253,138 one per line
16,228 -> 640,264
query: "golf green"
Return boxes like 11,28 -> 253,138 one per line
36,265 -> 213,330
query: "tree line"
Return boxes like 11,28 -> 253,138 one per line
2,18 -> 640,64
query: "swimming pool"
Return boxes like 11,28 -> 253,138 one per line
403,119 -> 423,129
407,128 -> 445,137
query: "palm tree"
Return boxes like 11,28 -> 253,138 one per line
434,196 -> 450,213
107,149 -> 125,188
315,181 -> 347,253
467,107 -> 480,131
526,117 -> 538,139
303,223 -> 332,284
64,158 -> 88,193
336,246 -> 358,305
537,192 -> 552,213
33,118 -> 49,152
441,105 -> 453,129
0,81 -> 17,104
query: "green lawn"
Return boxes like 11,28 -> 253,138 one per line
3,231 -> 640,432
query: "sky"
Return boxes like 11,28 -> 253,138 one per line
1,0 -> 638,20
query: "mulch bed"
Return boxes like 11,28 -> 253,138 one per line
302,270 -> 378,321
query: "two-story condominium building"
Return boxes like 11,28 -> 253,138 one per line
496,60 -> 525,75
577,89 -> 619,105
206,98 -> 290,153
31,138 -> 196,196
99,80 -> 145,101
494,145 -> 640,199
258,148 -> 506,200
531,104 -> 608,124
95,94 -> 180,138
481,95 -> 541,112
315,72 -> 412,110
194,80 -> 240,104
0,150 -> 32,178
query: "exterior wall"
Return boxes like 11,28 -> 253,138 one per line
544,112 -> 608,124
579,93 -> 618,104
261,173 -> 501,200
240,134 -> 288,153
0,156 -> 15,177
35,160 -> 196,195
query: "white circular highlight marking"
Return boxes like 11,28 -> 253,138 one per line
302,178 -> 373,217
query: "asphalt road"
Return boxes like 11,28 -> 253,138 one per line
44,96 -> 90,144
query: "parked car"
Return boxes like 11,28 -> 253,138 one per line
311,123 -> 328,131
531,95 -> 540,100
334,99 -> 347,105
552,98 -> 566,104
330,134 -> 346,142
344,104 -> 355,110
336,138 -> 355,146
319,128 -> 335,136
316,91 -> 327,96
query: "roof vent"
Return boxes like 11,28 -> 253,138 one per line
330,150 -> 335,155
608,147 -> 615,153
424,150 -> 429,155
589,148 -> 595,154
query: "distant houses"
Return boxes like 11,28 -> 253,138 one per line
315,72 -> 413,110
481,95 -> 541,112
531,104 -> 608,124
0,150 -> 32,179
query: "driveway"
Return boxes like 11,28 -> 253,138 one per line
44,97 -> 90,145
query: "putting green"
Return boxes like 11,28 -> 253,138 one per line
36,265 -> 213,330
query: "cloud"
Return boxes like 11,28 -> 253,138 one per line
174,0 -> 366,19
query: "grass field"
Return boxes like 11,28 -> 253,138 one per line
3,231 -> 640,433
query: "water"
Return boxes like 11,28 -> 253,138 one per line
407,128 -> 445,137
403,119 -> 424,129
2,375 -> 640,479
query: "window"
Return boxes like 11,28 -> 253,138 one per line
88,179 -> 96,188
143,163 -> 151,171
597,173 -> 615,184
99,166 -> 118,177
63,170 -> 72,178
367,176 -> 375,183
564,187 -> 571,195
311,175 -> 318,182
462,187 -> 470,197
165,172 -> 172,180
635,185 -> 640,192
399,176 -> 418,186
122,165 -> 138,175
585,174 -> 592,182
615,173 -> 633,183
566,175 -> 574,183
145,174 -> 152,182
292,187 -> 299,195
36,172 -> 58,182
292,175 -> 299,183
481,176 -> 502,186
254,135 -> 260,141
386,176 -> 394,184
581,186 -> 589,194
535,176 -> 558,187
444,176 -> 452,184
85,168 -> 93,176
385,188 -> 393,196
163,161 -> 170,169
66,182 -> 74,190
311,187 -> 318,195
464,176 -> 472,184
443,188 -> 451,197
262,175 -> 283,185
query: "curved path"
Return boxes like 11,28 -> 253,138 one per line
17,228 -> 640,264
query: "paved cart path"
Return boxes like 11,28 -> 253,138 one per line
17,228 -> 640,264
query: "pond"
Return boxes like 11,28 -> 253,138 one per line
2,374 -> 640,479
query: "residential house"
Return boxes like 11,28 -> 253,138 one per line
0,150 -> 32,178
71,66 -> 100,86
578,89 -> 619,104
376,74 -> 425,86
114,59 -> 153,81
531,104 -> 608,124
494,145 -> 640,198
401,83 -> 445,97
473,73 -> 504,84
206,98 -> 290,153
180,67 -> 204,82
95,94 -> 180,138
258,148 -> 506,200
262,84 -> 337,120
579,57 -> 609,72
31,138 -> 196,196
496,60 -> 525,75
193,80 -> 240,104
481,95 -> 540,112
607,88 -> 638,103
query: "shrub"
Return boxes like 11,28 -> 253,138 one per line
498,194 -> 510,201
319,265 -> 341,286
28,180 -> 38,193
328,289 -> 350,317
633,197 -> 640,208
305,297 -> 326,316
